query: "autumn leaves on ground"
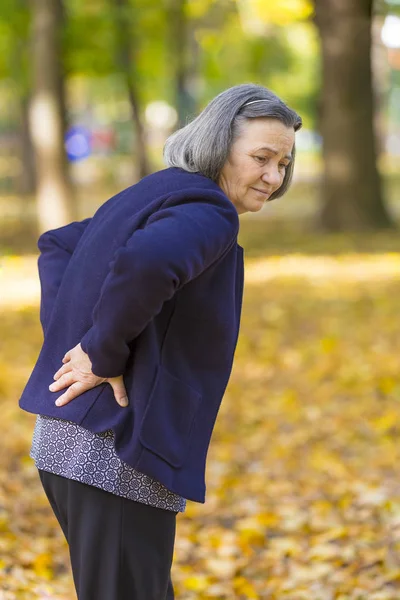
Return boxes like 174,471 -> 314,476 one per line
1,219 -> 400,600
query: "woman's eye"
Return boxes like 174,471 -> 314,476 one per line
254,156 -> 267,163
279,163 -> 288,170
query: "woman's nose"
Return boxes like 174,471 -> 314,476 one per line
261,167 -> 281,188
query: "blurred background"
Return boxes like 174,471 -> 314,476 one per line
0,0 -> 399,245
2,1 -> 400,599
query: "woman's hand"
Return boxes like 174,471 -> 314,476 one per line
49,343 -> 129,408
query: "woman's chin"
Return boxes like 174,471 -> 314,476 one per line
246,198 -> 266,213
234,194 -> 266,215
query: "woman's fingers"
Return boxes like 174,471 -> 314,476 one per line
49,344 -> 127,409
62,352 -> 71,363
55,382 -> 86,407
53,363 -> 72,380
108,377 -> 129,408
49,372 -> 75,392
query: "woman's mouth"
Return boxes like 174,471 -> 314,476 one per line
251,187 -> 271,197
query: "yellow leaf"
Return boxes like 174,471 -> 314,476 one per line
239,0 -> 313,26
321,336 -> 338,353
373,411 -> 398,433
183,575 -> 211,592
234,575 -> 259,598
33,552 -> 53,580
378,377 -> 396,396
256,511 -> 280,528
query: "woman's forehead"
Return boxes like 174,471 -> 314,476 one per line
238,119 -> 295,151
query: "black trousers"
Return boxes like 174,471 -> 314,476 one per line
37,469 -> 177,600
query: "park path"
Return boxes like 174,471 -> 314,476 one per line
1,253 -> 400,311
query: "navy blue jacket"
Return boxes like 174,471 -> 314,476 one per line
19,167 -> 244,503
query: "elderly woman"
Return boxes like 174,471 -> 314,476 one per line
19,83 -> 301,600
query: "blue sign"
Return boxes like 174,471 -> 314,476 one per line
65,126 -> 91,162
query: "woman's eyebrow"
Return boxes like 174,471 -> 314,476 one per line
255,146 -> 292,161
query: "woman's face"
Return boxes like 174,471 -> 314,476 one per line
217,118 -> 295,215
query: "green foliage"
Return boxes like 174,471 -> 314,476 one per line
64,0 -> 118,75
0,1 -> 30,85
377,0 -> 400,16
0,0 -> 320,125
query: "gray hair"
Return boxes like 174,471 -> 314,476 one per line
163,83 -> 302,201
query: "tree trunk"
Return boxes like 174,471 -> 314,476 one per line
371,14 -> 390,157
11,7 -> 37,196
167,0 -> 198,128
19,95 -> 37,196
114,0 -> 151,179
314,0 -> 394,231
29,0 -> 74,233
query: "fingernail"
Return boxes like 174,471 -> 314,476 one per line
49,384 -> 55,390
120,399 -> 128,407
55,400 -> 62,406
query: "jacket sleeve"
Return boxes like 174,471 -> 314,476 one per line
80,189 -> 239,378
37,218 -> 92,336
